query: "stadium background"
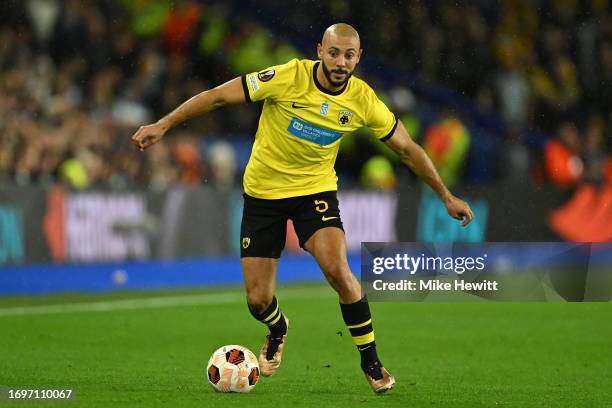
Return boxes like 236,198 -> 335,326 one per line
0,1 -> 611,407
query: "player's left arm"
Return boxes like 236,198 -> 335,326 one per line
385,120 -> 475,226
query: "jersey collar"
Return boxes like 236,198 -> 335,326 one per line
313,61 -> 349,96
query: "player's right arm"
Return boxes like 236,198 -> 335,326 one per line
131,77 -> 246,151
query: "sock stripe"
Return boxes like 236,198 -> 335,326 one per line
267,312 -> 282,326
248,296 -> 287,338
353,332 -> 376,346
347,319 -> 372,329
262,305 -> 279,322
349,324 -> 374,337
339,296 -> 381,371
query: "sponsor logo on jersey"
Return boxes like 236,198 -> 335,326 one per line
258,69 -> 275,82
320,102 -> 329,115
287,117 -> 343,146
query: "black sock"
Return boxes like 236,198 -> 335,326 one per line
339,296 -> 381,371
248,296 -> 287,338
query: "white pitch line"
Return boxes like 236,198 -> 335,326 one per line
0,293 -> 243,317
0,287 -> 332,317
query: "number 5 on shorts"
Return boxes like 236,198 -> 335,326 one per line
314,200 -> 329,213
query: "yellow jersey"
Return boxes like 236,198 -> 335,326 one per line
241,58 -> 397,199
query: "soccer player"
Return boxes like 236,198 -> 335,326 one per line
132,23 -> 474,393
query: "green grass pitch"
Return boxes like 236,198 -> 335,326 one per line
1,284 -> 611,407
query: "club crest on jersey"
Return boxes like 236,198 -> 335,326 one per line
320,102 -> 329,115
338,110 -> 353,126
242,237 -> 251,249
257,69 -> 275,82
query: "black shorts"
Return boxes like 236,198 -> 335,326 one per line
240,190 -> 344,258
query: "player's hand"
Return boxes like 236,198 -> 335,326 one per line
131,123 -> 166,151
444,195 -> 474,227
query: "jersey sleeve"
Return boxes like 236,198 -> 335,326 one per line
241,59 -> 299,103
365,91 -> 398,141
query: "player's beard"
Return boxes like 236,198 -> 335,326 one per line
321,60 -> 352,88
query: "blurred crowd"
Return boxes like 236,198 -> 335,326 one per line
0,0 -> 299,190
261,0 -> 612,188
0,0 -> 610,191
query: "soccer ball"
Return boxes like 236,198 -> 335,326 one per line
206,345 -> 260,393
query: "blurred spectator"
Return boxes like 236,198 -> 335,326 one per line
207,141 -> 237,191
174,135 -> 202,187
163,1 -> 203,57
544,122 -> 584,188
498,127 -> 531,185
582,113 -> 608,185
495,61 -> 530,127
59,157 -> 88,190
24,0 -> 60,48
360,156 -> 397,191
422,114 -> 471,188
146,143 -> 178,191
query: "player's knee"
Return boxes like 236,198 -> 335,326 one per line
322,261 -> 351,287
246,290 -> 272,313
324,259 -> 349,276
